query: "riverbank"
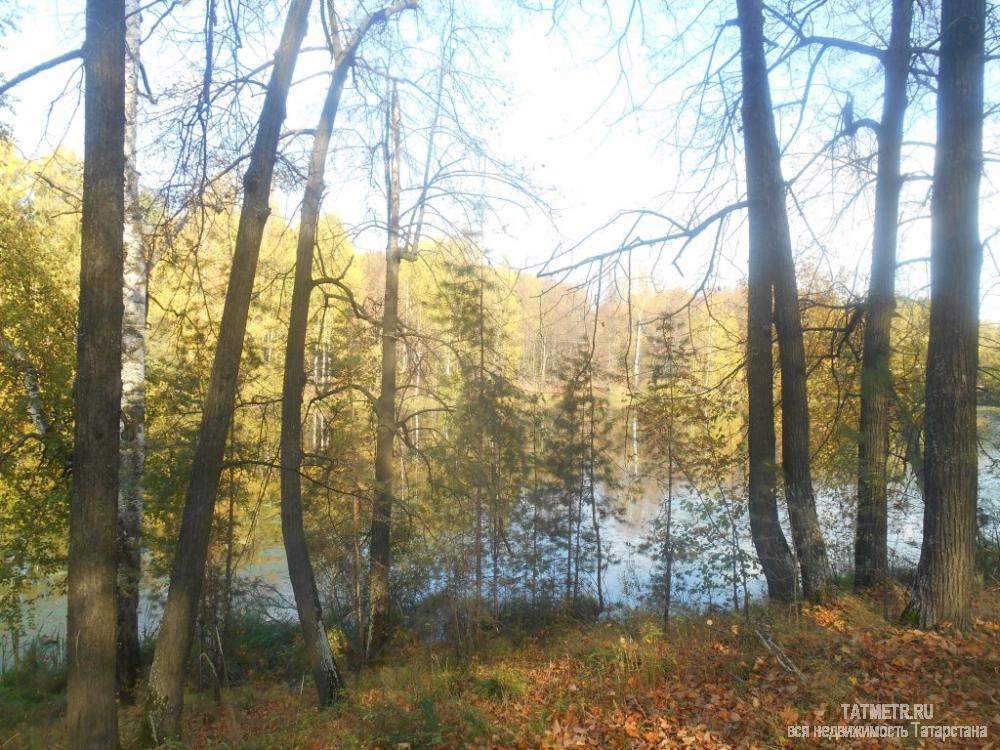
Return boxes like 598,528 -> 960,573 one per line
3,585 -> 999,748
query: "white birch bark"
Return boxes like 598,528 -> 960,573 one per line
117,0 -> 146,698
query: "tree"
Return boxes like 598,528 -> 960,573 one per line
737,0 -> 832,601
281,0 -> 414,700
743,170 -> 796,602
853,0 -> 914,591
66,0 -> 126,745
145,0 -> 313,738
279,34 -> 351,714
117,0 -> 146,700
638,317 -> 686,623
423,248 -> 528,633
907,0 -> 985,630
368,84 -> 405,659
544,330 -> 617,613
0,145 -> 77,645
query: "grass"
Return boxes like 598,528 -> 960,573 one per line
3,586 -> 1000,748
0,639 -> 66,750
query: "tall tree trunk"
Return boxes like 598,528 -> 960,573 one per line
144,1 -> 312,739
663,370 -> 675,626
737,0 -> 796,604
907,0 -> 984,630
281,8 -> 392,699
352,492 -> 365,664
573,469 -> 584,601
67,0 -> 126,746
221,451 -> 236,687
565,488 -> 574,601
530,403 -> 541,607
367,84 -> 402,659
117,0 -> 145,702
588,381 -> 603,613
737,0 -> 832,601
474,259 -> 487,625
854,0 -> 913,590
631,321 -> 641,480
587,273 -> 603,613
491,461 -> 500,620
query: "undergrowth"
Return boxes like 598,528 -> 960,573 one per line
3,587 -> 999,748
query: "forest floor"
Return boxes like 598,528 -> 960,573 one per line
3,586 -> 999,749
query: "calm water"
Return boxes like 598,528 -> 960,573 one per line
4,414 -> 999,665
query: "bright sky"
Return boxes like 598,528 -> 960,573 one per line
2,0 -> 999,319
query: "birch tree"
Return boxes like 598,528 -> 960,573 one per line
117,0 -> 146,700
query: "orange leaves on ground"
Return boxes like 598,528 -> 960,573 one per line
180,592 -> 1000,749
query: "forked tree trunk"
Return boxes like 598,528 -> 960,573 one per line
738,0 -> 833,600
144,0 -> 312,739
367,85 -> 403,659
117,0 -> 146,701
737,0 -> 796,604
907,0 -> 984,630
854,0 -> 913,590
67,0 -> 126,746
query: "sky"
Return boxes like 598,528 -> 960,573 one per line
2,0 -> 999,319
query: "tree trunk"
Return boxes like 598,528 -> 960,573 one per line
279,19 -> 371,702
352,492 -> 365,665
907,0 -> 984,630
588,383 -> 603,613
854,0 -> 913,590
491,461 -> 500,619
631,321 -> 641,480
737,0 -> 796,604
587,276 -> 603,613
0,331 -> 52,439
737,0 -> 832,601
221,450 -> 236,687
144,0 -> 312,739
367,84 -> 402,659
474,260 -> 487,625
530,404 -> 541,607
663,374 -> 675,626
67,0 -> 126,746
117,0 -> 145,702
565,489 -> 574,601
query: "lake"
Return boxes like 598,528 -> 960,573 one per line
4,412 -> 999,666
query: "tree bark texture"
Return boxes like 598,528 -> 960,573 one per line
368,84 -> 402,659
854,0 -> 913,590
145,0 -> 312,739
908,0 -> 984,630
278,0 -> 417,700
117,0 -> 146,701
67,0 -> 126,746
737,0 -> 798,604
